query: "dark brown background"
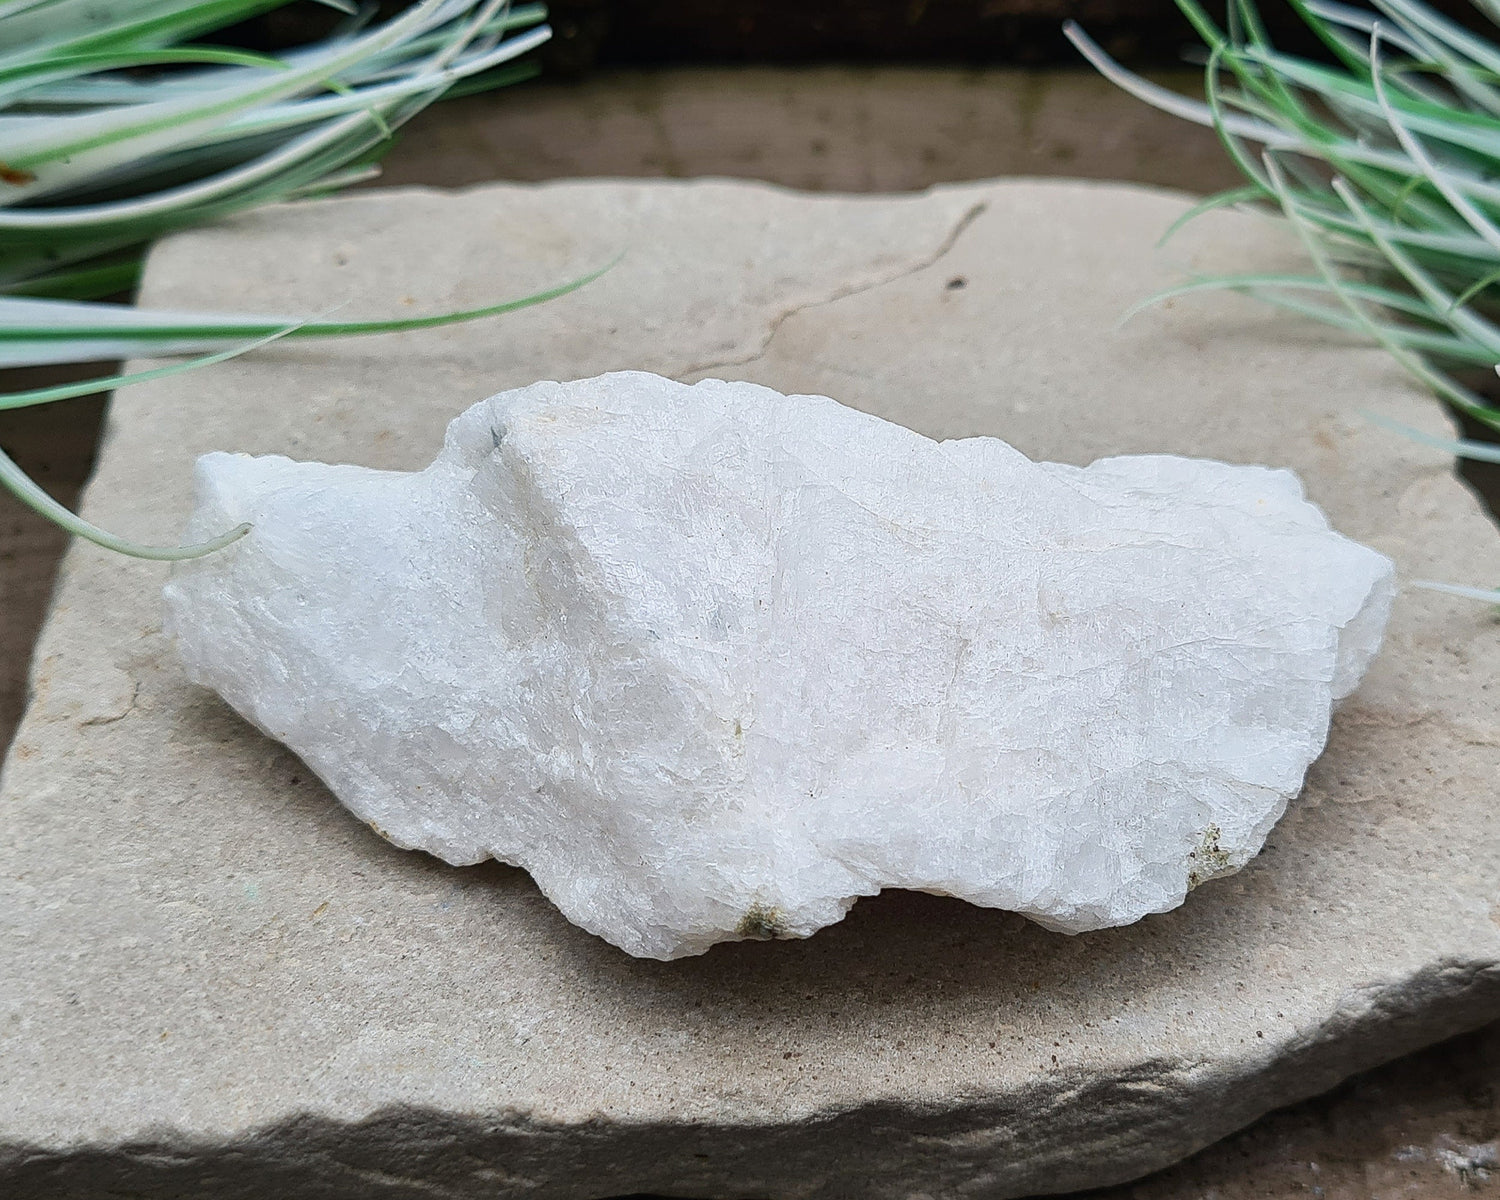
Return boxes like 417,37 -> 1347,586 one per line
237,0 -> 1488,70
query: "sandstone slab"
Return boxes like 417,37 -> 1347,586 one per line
2,178 -> 1499,1198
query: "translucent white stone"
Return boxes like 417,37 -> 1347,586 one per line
163,371 -> 1395,959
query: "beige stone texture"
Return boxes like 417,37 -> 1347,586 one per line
2,178 -> 1499,1198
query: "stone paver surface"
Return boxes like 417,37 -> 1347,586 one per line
3,178 -> 1499,1197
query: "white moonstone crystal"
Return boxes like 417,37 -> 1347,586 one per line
163,371 -> 1395,959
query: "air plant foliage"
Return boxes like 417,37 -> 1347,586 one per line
0,0 -> 601,558
1067,0 -> 1500,461
1,0 -> 549,300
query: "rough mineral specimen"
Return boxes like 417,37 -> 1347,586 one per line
164,371 -> 1395,959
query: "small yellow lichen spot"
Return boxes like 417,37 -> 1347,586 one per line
1186,823 -> 1234,890
736,902 -> 787,940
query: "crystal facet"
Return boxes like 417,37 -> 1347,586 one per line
163,372 -> 1394,958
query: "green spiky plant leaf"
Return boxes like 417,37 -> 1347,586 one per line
0,0 -> 606,558
1068,0 -> 1500,601
1,0 -> 552,307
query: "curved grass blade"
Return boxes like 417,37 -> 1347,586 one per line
1156,185 -> 1269,247
0,444 -> 250,559
0,317 -> 307,410
0,255 -> 616,365
1411,579 -> 1500,601
0,318 -> 318,557
1363,408 -> 1500,460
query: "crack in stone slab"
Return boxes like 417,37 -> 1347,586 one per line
80,679 -> 140,727
680,199 -> 988,379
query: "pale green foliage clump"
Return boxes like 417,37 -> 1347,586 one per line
1,0 -> 549,309
0,1 -> 601,558
1071,0 -> 1500,599
1071,0 -> 1500,441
